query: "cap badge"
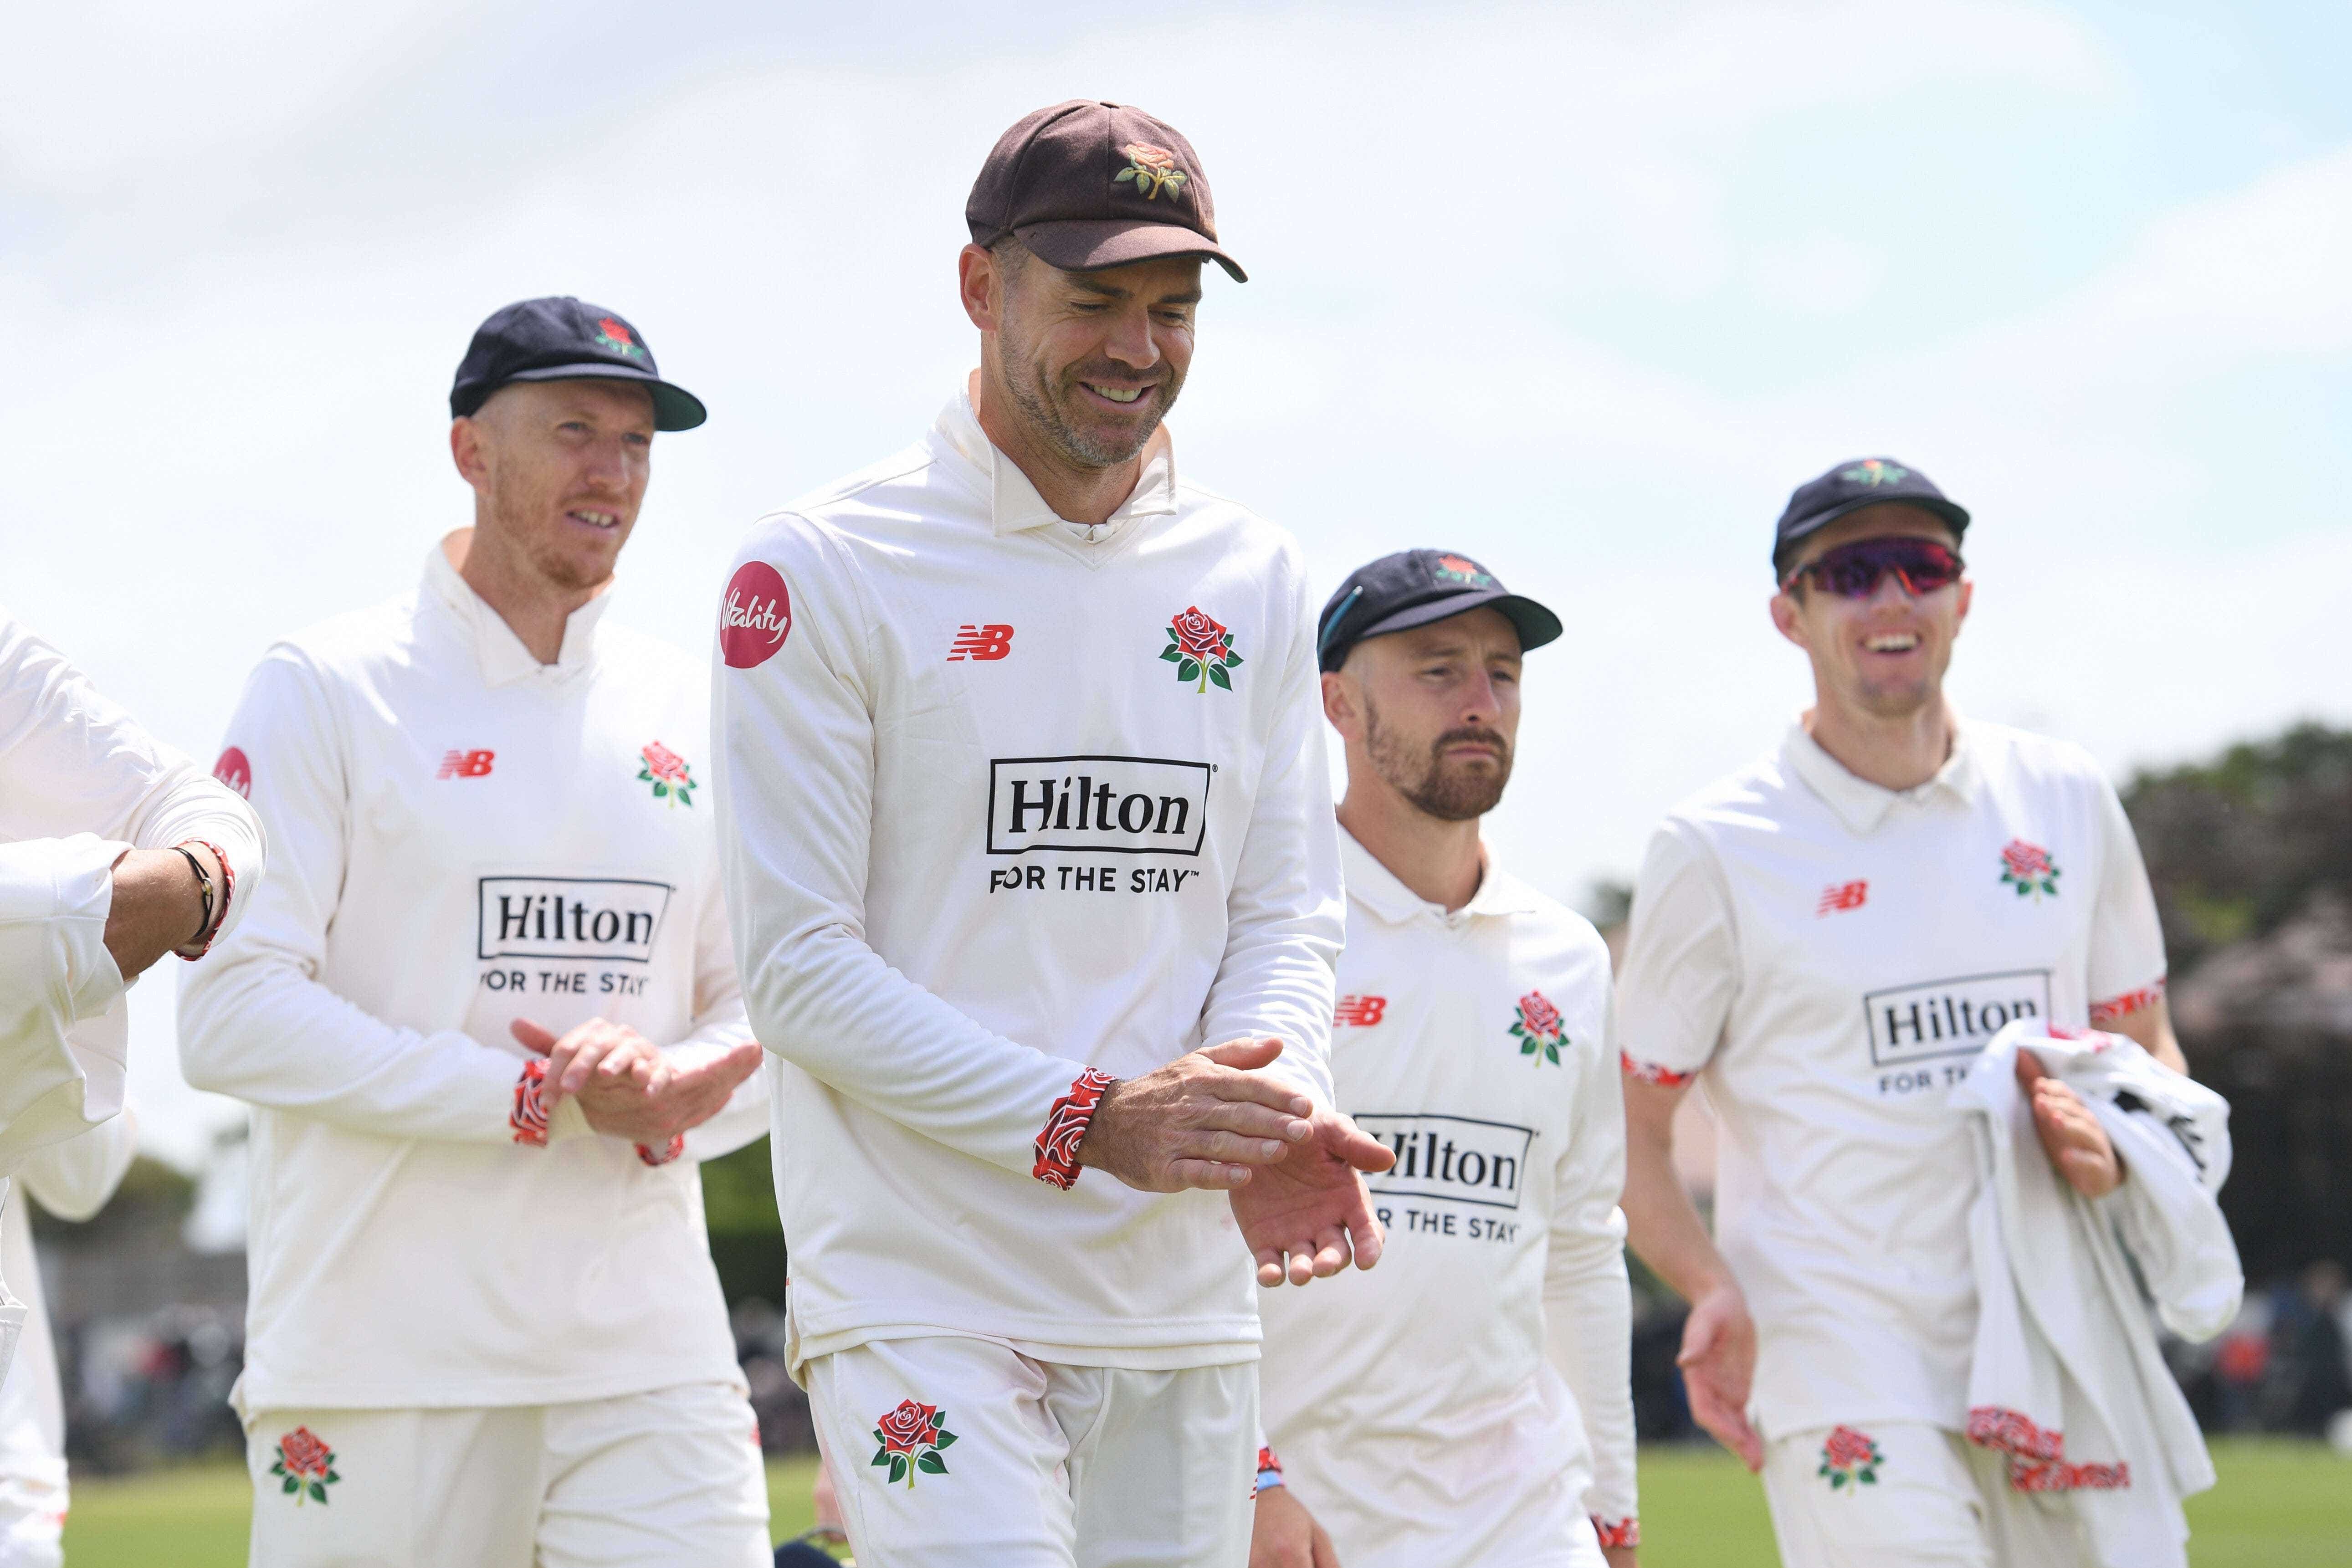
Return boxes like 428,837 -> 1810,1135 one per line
1115,143 -> 1188,201
1839,459 -> 1909,487
594,316 -> 647,360
1434,553 -> 1496,589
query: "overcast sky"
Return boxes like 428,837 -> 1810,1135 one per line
8,0 -> 2347,1166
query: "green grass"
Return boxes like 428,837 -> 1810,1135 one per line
57,1441 -> 2352,1566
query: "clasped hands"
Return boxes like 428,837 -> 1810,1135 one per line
509,1017 -> 764,1145
1073,1036 -> 1396,1287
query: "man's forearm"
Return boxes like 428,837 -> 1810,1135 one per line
1620,1109 -> 1734,1303
101,847 -> 210,981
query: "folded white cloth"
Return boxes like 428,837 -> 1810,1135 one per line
1955,1024 -> 2241,1568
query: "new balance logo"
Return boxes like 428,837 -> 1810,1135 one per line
437,749 -> 495,779
947,624 -> 1015,662
1818,880 -> 1868,915
1335,995 -> 1388,1027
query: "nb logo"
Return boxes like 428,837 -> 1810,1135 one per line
1818,880 -> 1868,916
947,624 -> 1015,662
1334,995 -> 1388,1027
438,749 -> 495,779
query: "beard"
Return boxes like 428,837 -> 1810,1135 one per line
998,318 -> 1183,471
487,471 -> 624,594
1365,706 -> 1513,822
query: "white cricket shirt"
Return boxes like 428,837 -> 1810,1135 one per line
0,612 -> 264,1172
1615,719 -> 2168,1440
1259,831 -> 1637,1564
179,537 -> 765,1411
714,386 -> 1343,1374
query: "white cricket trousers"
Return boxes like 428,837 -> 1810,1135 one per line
806,1336 -> 1257,1568
0,1456 -> 65,1568
1762,1422 -> 2099,1568
242,1380 -> 769,1567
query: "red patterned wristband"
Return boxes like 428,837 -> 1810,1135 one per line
511,1060 -> 551,1147
635,1135 -> 686,1167
1032,1068 -> 1116,1190
1593,1517 -> 1640,1549
1620,1050 -> 1693,1088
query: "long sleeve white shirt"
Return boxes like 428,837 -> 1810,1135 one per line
0,612 -> 264,1172
178,537 -> 764,1411
1260,832 -> 1637,1565
714,388 -> 1343,1374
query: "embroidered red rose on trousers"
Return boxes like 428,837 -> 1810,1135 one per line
1160,606 -> 1244,693
1819,1425 -> 1882,1490
1510,989 -> 1567,1066
271,1425 -> 340,1505
870,1399 -> 957,1487
1998,839 -> 2059,900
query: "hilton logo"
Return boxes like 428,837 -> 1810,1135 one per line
985,755 -> 1211,856
477,876 -> 676,964
1863,968 -> 2053,1067
1354,1113 -> 1535,1212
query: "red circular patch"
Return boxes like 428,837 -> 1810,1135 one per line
719,562 -> 793,669
214,747 -> 252,799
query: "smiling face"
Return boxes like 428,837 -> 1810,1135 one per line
976,241 -> 1200,471
454,378 -> 654,593
1328,607 -> 1524,822
1770,502 -> 1972,719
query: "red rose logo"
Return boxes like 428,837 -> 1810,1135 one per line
869,1398 -> 958,1488
214,747 -> 252,799
641,742 -> 687,783
1818,1425 -> 1883,1490
1115,143 -> 1189,200
876,1400 -> 938,1455
1998,838 -> 2060,901
1171,606 -> 1227,661
635,740 -> 697,806
720,562 -> 793,669
1510,990 -> 1567,1067
1159,606 -> 1245,693
270,1424 -> 341,1505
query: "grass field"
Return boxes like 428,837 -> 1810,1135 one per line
56,1439 -> 2352,1565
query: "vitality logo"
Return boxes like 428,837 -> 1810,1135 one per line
986,755 -> 1211,856
947,624 -> 1015,662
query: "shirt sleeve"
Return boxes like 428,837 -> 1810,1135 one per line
1613,820 -> 1738,1084
2085,776 -> 2168,1023
678,851 -> 769,1163
177,649 -> 532,1143
1193,562 -> 1344,1106
1544,994 -> 1637,1535
15,1109 -> 139,1223
713,522 -> 1098,1179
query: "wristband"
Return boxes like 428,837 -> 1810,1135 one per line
171,840 -> 234,959
1592,1517 -> 1639,1549
635,1135 -> 686,1167
1252,1445 -> 1284,1498
1031,1068 -> 1116,1190
510,1060 -> 551,1147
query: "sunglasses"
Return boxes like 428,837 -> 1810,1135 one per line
1782,536 -> 1965,599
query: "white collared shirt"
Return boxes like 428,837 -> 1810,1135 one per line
714,385 -> 1342,1373
179,537 -> 764,1411
1616,718 -> 2167,1439
1259,830 -> 1637,1563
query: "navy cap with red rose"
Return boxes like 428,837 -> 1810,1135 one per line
1316,550 -> 1563,673
1773,456 -> 1968,575
967,100 -> 1245,283
449,296 -> 707,432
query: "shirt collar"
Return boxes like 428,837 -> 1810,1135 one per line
422,531 -> 614,688
1339,824 -> 1542,927
931,380 -> 1179,541
1781,716 -> 1981,835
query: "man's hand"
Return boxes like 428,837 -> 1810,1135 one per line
1230,1100 -> 1393,1287
1678,1282 -> 1762,1471
2016,1052 -> 2123,1199
1251,1485 -> 1339,1568
1076,1037 -> 1321,1192
510,1019 -> 764,1144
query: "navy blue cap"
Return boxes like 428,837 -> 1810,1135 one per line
1317,549 -> 1562,673
1773,456 -> 1967,574
450,297 -> 706,432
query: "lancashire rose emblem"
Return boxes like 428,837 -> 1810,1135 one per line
1433,553 -> 1496,588
637,740 -> 696,806
1114,142 -> 1187,200
1998,839 -> 2059,901
1510,989 -> 1567,1067
720,561 -> 793,669
1160,605 -> 1244,693
271,1425 -> 340,1505
594,316 -> 646,359
1839,458 -> 1909,487
1818,1425 -> 1883,1490
870,1398 -> 958,1488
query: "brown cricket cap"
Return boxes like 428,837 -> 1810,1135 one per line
967,100 -> 1246,283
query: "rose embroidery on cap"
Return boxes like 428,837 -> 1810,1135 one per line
1115,143 -> 1187,200
594,316 -> 646,359
1510,990 -> 1567,1067
1161,606 -> 1243,693
1839,459 -> 1908,486
271,1425 -> 341,1505
1819,1425 -> 1883,1490
1998,839 -> 2059,901
638,741 -> 696,806
870,1399 -> 958,1488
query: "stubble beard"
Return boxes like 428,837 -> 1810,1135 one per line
998,311 -> 1181,471
1366,703 -> 1512,822
488,470 -> 619,595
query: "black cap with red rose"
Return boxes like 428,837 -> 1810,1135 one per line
449,296 -> 707,432
1316,550 -> 1563,672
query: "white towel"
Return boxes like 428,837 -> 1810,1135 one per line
1954,1025 -> 2241,1568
